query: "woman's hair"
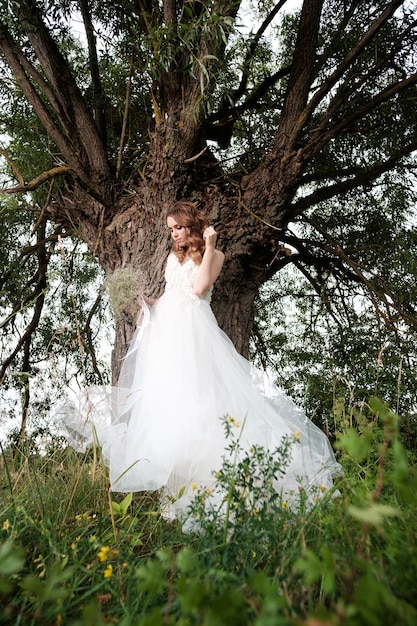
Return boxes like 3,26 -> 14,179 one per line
166,201 -> 208,264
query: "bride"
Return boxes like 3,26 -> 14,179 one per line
62,201 -> 342,524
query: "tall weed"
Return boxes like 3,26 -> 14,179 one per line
0,396 -> 416,625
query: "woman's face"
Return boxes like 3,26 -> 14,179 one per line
167,216 -> 189,246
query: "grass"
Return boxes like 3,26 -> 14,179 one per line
1,397 -> 417,625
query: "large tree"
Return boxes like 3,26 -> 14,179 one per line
1,0 -> 416,385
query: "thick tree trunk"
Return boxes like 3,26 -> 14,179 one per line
93,181 -> 285,383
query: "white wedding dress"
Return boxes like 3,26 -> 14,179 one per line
60,254 -> 342,523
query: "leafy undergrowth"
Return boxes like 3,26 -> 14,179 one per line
1,397 -> 416,625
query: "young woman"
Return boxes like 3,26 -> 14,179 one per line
95,201 -> 342,524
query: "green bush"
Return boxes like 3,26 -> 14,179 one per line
0,397 -> 416,625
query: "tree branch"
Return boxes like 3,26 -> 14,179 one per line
292,0 -> 405,144
292,139 -> 417,215
311,18 -> 417,139
83,293 -> 107,384
135,0 -> 161,35
232,0 -> 289,104
1,1 -> 113,205
0,27 -> 77,164
0,165 -> 72,194
0,146 -> 24,186
0,219 -> 48,385
116,66 -> 132,180
301,216 -> 417,329
78,0 -> 107,146
277,0 -> 324,144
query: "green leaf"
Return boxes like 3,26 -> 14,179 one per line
111,492 -> 132,517
347,503 -> 400,526
0,541 -> 25,576
335,428 -> 372,461
369,397 -> 398,430
392,439 -> 409,483
320,546 -> 336,595
176,547 -> 199,574
295,549 -> 323,585
119,492 -> 133,516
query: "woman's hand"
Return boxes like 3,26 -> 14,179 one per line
140,294 -> 157,306
203,226 -> 217,250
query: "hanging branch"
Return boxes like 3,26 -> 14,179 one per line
83,294 -> 107,385
0,218 -> 48,385
301,216 -> 417,329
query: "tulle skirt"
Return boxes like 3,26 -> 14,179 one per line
60,290 -> 343,523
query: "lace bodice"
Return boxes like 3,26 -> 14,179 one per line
164,254 -> 213,303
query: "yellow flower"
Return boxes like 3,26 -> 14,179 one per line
252,551 -> 257,558
282,501 -> 289,509
75,512 -> 93,522
71,536 -> 81,551
98,546 -> 110,562
294,430 -> 300,441
2,519 -> 10,531
191,482 -> 198,491
227,415 -> 242,427
319,484 -> 327,493
104,564 -> 113,579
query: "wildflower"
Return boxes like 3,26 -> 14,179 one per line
2,519 -> 10,531
252,551 -> 257,558
191,482 -> 198,491
319,484 -> 327,493
294,430 -> 300,441
98,546 -> 110,562
34,554 -> 46,576
103,564 -> 113,579
75,512 -> 92,522
282,501 -> 289,509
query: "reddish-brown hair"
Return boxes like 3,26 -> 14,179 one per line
166,201 -> 208,265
